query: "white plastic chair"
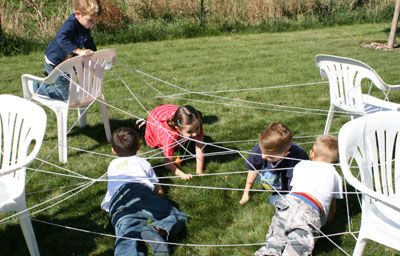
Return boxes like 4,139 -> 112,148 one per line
0,94 -> 47,256
21,49 -> 116,163
338,111 -> 400,255
315,54 -> 400,135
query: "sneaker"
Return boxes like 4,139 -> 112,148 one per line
141,225 -> 169,255
135,118 -> 146,130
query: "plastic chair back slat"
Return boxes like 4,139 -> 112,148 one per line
1,112 -> 14,170
395,136 -> 400,194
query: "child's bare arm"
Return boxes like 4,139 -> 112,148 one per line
153,184 -> 165,198
195,141 -> 205,175
239,170 -> 258,205
165,158 -> 192,180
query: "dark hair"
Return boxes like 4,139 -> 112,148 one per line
111,127 -> 139,157
259,122 -> 293,154
168,105 -> 203,134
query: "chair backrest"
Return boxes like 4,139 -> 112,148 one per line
0,94 -> 47,178
338,111 -> 400,208
315,54 -> 389,114
44,48 -> 116,108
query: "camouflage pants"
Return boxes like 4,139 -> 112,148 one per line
254,195 -> 321,256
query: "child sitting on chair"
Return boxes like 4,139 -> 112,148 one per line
33,0 -> 101,100
101,127 -> 187,255
255,135 -> 343,256
240,123 -> 308,205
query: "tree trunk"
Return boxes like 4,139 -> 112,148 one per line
388,0 -> 400,48
200,0 -> 205,27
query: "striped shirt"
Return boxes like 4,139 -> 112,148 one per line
145,104 -> 181,158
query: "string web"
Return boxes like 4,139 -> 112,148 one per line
2,55 -> 392,255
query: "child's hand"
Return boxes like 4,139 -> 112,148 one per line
75,48 -> 94,56
239,193 -> 250,205
179,173 -> 193,180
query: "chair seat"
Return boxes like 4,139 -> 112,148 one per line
363,94 -> 400,114
0,177 -> 24,210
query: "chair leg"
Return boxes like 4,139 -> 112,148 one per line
78,107 -> 88,128
18,211 -> 40,256
56,108 -> 68,163
99,95 -> 111,142
353,237 -> 367,256
324,105 -> 335,135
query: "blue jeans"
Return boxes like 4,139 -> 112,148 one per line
109,183 -> 187,256
33,62 -> 70,101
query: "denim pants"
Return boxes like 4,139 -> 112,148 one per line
33,62 -> 70,101
109,182 -> 187,256
254,195 -> 321,256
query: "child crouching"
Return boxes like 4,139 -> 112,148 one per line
255,135 -> 342,256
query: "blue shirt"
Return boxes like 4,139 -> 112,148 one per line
45,13 -> 96,66
246,144 -> 308,191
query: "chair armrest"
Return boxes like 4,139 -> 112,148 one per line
21,74 -> 44,100
341,165 -> 400,211
386,84 -> 400,90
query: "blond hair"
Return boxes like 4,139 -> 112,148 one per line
312,135 -> 338,163
259,123 -> 293,154
74,0 -> 102,16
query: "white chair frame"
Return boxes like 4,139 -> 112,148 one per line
315,54 -> 400,135
0,94 -> 47,256
339,111 -> 400,255
21,49 -> 116,163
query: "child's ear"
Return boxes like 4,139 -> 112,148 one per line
310,149 -> 315,160
111,147 -> 116,155
74,10 -> 81,17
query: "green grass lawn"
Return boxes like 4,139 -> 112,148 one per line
1,23 -> 400,255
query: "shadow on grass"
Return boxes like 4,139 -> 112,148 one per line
62,118 -> 137,159
314,184 -> 361,254
0,209 -> 113,256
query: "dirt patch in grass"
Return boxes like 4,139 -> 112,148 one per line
362,41 -> 400,51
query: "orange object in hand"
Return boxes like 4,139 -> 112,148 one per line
174,157 -> 182,167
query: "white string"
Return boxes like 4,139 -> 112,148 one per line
9,59 -> 376,254
162,81 -> 327,97
31,218 -> 358,248
0,180 -> 93,224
